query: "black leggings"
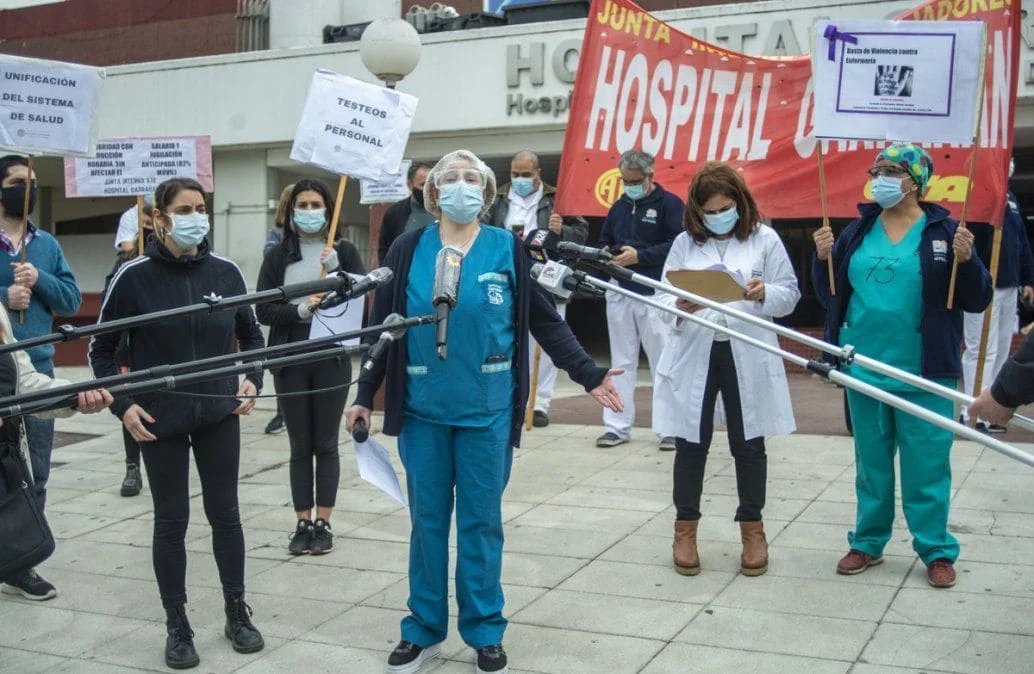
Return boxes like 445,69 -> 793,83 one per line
140,414 -> 244,607
123,425 -> 140,466
673,341 -> 767,522
274,357 -> 350,512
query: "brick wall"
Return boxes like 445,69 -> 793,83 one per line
0,0 -> 238,66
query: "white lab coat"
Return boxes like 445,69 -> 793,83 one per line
653,226 -> 799,443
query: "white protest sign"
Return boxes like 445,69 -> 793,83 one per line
360,160 -> 412,205
290,70 -> 418,182
0,54 -> 103,156
812,20 -> 985,144
62,136 -> 214,198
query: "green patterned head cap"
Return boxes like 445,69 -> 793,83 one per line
875,143 -> 934,192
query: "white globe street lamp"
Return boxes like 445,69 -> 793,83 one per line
359,18 -> 422,89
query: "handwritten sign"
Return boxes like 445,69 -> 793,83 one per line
290,70 -> 418,182
62,136 -> 213,198
0,54 -> 103,156
360,160 -> 412,205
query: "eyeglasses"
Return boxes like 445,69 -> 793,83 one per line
437,168 -> 484,187
867,166 -> 910,179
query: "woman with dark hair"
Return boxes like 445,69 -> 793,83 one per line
89,177 -> 267,670
655,161 -> 800,578
255,178 -> 365,555
813,143 -> 991,588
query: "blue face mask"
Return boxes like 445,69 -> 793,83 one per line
624,184 -> 646,201
704,206 -> 739,235
167,212 -> 209,249
293,208 -> 326,234
871,175 -> 907,209
512,177 -> 536,198
439,183 -> 484,224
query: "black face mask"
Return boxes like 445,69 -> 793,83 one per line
1,184 -> 37,218
412,187 -> 425,207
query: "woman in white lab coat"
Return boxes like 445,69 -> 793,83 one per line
654,162 -> 800,578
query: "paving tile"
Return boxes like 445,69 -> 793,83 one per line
712,575 -> 897,621
188,590 -> 351,640
47,490 -> 154,519
676,606 -> 876,661
546,485 -> 672,513
48,512 -> 121,539
0,647 -> 68,673
502,524 -> 627,559
772,520 -> 917,557
862,622 -> 1034,674
509,504 -> 654,534
640,643 -> 850,674
558,559 -> 736,604
248,562 -> 404,605
763,546 -> 915,587
0,604 -> 152,658
885,588 -> 1034,635
501,551 -> 588,588
952,532 -> 1034,566
902,559 -> 1034,598
511,589 -> 698,640
306,604 -> 467,659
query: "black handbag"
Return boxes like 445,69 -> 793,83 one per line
0,441 -> 55,581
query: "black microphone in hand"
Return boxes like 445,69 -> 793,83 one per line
362,313 -> 407,373
431,246 -> 464,361
524,228 -> 560,263
352,418 -> 369,443
318,267 -> 394,310
556,241 -> 613,262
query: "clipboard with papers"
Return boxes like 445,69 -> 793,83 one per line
665,265 -> 748,303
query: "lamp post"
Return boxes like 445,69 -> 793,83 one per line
359,18 -> 422,89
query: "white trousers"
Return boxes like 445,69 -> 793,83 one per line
962,286 -> 1018,418
528,302 -> 566,413
603,290 -> 666,439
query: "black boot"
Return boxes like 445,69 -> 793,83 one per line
224,593 -> 264,654
164,604 -> 200,669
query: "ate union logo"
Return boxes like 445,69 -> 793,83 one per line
594,168 -> 624,209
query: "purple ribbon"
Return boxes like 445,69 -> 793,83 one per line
824,24 -> 858,61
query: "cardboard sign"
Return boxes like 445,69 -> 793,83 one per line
813,19 -> 985,143
360,160 -> 412,205
62,136 -> 214,197
290,70 -> 418,182
0,53 -> 103,157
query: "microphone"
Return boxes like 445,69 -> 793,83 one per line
352,418 -> 369,443
556,241 -> 614,262
524,228 -> 560,263
431,246 -> 464,360
362,313 -> 407,373
531,261 -> 606,300
318,267 -> 394,310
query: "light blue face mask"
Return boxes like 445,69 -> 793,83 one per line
624,183 -> 646,201
704,206 -> 739,235
167,212 -> 209,249
293,208 -> 326,234
871,175 -> 906,209
439,183 -> 484,224
512,177 -> 536,198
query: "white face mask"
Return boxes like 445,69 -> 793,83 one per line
165,212 -> 209,248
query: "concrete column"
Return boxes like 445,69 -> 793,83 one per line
211,149 -> 272,289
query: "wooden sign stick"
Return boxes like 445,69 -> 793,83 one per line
526,344 -> 543,431
18,154 -> 33,325
969,226 -> 1003,425
136,195 -> 145,257
321,174 -> 349,280
817,145 -> 835,296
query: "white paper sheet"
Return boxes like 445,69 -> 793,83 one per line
355,436 -> 407,507
308,273 -> 365,346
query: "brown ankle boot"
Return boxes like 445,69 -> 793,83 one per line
739,521 -> 768,576
673,520 -> 700,576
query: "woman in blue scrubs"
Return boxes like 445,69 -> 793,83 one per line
812,144 -> 992,589
346,150 -> 623,674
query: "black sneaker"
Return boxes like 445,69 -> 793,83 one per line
288,520 -> 313,555
988,423 -> 1008,435
595,432 -> 629,448
387,640 -> 441,673
659,436 -> 677,452
476,644 -> 509,673
264,413 -> 285,434
532,411 -> 549,427
975,421 -> 990,434
1,568 -> 57,601
121,463 -> 142,497
310,518 -> 333,555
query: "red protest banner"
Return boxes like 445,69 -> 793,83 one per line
555,0 -> 1018,225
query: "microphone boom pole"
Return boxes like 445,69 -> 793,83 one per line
575,273 -> 1034,469
578,257 -> 1034,436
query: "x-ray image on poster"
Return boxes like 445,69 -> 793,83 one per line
813,19 -> 984,143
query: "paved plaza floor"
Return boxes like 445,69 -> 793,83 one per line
2,368 -> 1034,673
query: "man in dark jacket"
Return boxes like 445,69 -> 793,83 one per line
485,150 -> 589,427
961,165 -> 1034,432
595,150 -> 684,450
377,162 -> 435,263
969,329 -> 1034,424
